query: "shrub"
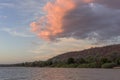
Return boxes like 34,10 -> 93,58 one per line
88,62 -> 100,68
77,58 -> 86,64
78,62 -> 99,68
101,63 -> 117,68
78,64 -> 89,68
115,58 -> 120,65
100,58 -> 110,64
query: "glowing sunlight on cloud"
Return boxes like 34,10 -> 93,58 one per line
31,0 -> 75,40
30,0 -> 120,43
29,0 -> 120,60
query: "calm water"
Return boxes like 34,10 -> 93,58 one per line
0,67 -> 120,80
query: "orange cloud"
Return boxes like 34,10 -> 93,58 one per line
30,0 -> 75,40
30,0 -> 120,43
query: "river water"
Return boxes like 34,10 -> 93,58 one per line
0,67 -> 120,80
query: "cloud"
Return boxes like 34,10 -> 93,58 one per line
0,15 -> 7,19
96,0 -> 120,9
30,38 -> 97,60
0,0 -> 47,20
28,0 -> 120,60
0,2 -> 14,8
1,27 -> 34,38
13,0 -> 47,17
30,0 -> 120,43
30,0 -> 75,40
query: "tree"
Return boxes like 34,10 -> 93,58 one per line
115,58 -> 120,65
78,58 -> 86,64
67,58 -> 75,64
100,58 -> 110,64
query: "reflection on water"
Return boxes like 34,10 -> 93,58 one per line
0,67 -> 120,80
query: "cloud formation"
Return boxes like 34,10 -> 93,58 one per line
31,0 -> 75,40
96,0 -> 120,9
1,27 -> 34,38
0,2 -> 14,9
30,0 -> 120,43
30,38 -> 96,60
0,15 -> 7,19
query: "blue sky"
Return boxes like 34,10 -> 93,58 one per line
0,0 -> 120,64
0,0 -> 46,64
0,0 -> 84,64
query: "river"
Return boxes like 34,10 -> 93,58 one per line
0,67 -> 120,80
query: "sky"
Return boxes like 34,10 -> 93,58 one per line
0,0 -> 120,64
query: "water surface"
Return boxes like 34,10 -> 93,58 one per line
0,67 -> 120,80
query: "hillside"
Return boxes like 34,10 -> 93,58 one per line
49,44 -> 120,62
1,44 -> 120,68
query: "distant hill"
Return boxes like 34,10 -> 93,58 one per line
1,44 -> 120,68
49,44 -> 120,62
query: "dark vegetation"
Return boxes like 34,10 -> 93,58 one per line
0,44 -> 120,68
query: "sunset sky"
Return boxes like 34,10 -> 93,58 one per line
0,0 -> 120,64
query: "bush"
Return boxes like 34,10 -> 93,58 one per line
88,62 -> 100,68
78,62 -> 99,68
67,64 -> 78,68
77,58 -> 86,64
51,63 -> 66,67
101,63 -> 117,68
100,58 -> 110,64
115,58 -> 120,65
78,64 -> 89,68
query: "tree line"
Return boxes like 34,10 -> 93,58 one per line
10,54 -> 120,68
